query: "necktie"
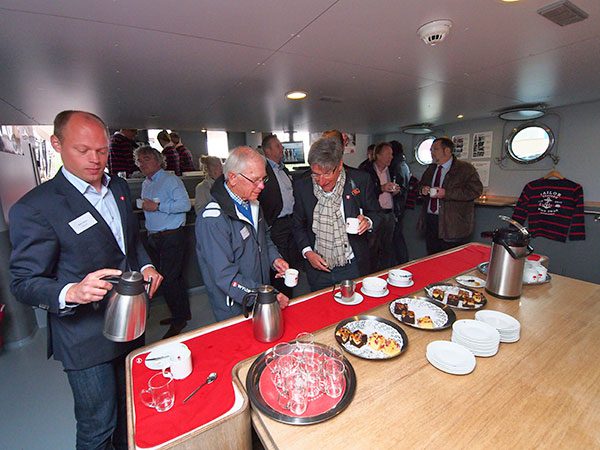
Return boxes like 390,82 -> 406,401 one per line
430,165 -> 442,213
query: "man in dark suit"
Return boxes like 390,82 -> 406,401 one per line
9,110 -> 162,450
258,134 -> 297,297
293,137 -> 382,291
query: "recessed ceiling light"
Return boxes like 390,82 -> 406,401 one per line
402,123 -> 434,135
250,130 -> 256,134
285,90 -> 307,100
201,128 -> 207,133
457,114 -> 464,119
498,105 -> 545,121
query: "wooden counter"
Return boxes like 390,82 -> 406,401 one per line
234,258 -> 600,449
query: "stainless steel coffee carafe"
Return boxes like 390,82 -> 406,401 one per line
242,285 -> 284,342
484,216 -> 533,299
103,271 -> 150,342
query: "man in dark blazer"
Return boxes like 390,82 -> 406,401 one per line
293,137 -> 382,291
9,110 -> 162,450
258,134 -> 297,297
418,137 -> 483,254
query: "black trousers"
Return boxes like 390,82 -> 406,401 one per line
147,228 -> 191,323
268,216 -> 299,298
425,214 -> 468,255
368,212 -> 396,272
305,258 -> 360,292
393,213 -> 409,265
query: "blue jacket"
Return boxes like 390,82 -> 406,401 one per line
195,176 -> 281,321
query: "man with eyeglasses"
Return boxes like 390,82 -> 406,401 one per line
293,137 -> 382,291
195,146 -> 290,321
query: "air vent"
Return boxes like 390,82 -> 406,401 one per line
538,0 -> 588,26
319,96 -> 343,103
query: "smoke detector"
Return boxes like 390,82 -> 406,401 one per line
417,20 -> 452,46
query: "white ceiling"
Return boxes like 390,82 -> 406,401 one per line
1,0 -> 599,134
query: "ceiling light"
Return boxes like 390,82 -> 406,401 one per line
285,90 -> 307,100
402,123 -> 434,135
250,130 -> 256,134
457,114 -> 464,119
417,20 -> 452,46
201,128 -> 207,133
498,105 -> 546,121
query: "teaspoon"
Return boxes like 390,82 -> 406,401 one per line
182,372 -> 218,404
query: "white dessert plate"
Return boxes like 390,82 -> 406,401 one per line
334,291 -> 364,306
455,275 -> 486,289
361,287 -> 389,298
426,341 -> 476,375
387,279 -> 415,288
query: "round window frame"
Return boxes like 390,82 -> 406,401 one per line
505,122 -> 555,164
414,135 -> 436,165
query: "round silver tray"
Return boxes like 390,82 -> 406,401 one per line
246,342 -> 356,425
478,262 -> 552,285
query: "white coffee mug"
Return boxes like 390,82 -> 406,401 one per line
284,268 -> 299,287
346,217 -> 360,234
429,187 -> 438,197
136,198 -> 144,209
163,344 -> 192,380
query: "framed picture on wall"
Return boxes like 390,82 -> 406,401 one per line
452,134 -> 469,159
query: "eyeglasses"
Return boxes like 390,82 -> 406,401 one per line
310,166 -> 338,180
238,172 -> 269,185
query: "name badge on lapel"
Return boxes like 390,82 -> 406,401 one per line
69,212 -> 98,234
240,226 -> 250,240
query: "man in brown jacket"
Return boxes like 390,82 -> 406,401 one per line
418,137 -> 483,254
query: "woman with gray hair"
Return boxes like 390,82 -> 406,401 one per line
292,137 -> 382,291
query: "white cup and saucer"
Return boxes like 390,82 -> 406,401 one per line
387,269 -> 414,288
346,217 -> 360,234
145,342 -> 193,380
360,277 -> 389,297
429,187 -> 439,197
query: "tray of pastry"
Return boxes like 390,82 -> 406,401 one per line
335,315 -> 408,360
424,284 -> 487,310
389,297 -> 456,330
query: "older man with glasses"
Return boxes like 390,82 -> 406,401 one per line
293,137 -> 382,291
195,146 -> 290,321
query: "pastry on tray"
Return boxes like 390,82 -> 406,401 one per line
472,292 -> 484,304
381,338 -> 401,356
417,316 -> 434,329
431,288 -> 445,301
394,302 -> 408,315
462,296 -> 476,308
446,294 -> 460,306
335,326 -> 352,343
350,330 -> 368,348
368,332 -> 387,352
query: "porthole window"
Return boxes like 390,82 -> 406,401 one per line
506,123 -> 554,163
415,136 -> 435,165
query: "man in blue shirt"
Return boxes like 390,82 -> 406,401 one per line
135,146 -> 192,338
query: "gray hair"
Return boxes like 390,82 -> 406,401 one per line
308,137 -> 343,170
223,146 -> 265,177
134,145 -> 165,168
200,155 -> 222,171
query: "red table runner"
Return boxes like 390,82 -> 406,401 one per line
131,243 -> 491,448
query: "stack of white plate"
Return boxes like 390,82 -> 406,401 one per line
475,310 -> 521,343
426,340 -> 476,375
451,319 -> 500,357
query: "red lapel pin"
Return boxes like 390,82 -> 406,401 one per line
120,196 -> 125,201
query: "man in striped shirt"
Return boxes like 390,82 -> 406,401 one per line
157,130 -> 181,175
170,131 -> 196,173
107,128 -> 137,176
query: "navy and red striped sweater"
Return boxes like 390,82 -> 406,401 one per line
512,178 -> 585,242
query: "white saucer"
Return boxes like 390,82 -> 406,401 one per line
426,341 -> 476,375
360,287 -> 389,298
334,291 -> 364,306
387,279 -> 415,288
455,275 -> 486,289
